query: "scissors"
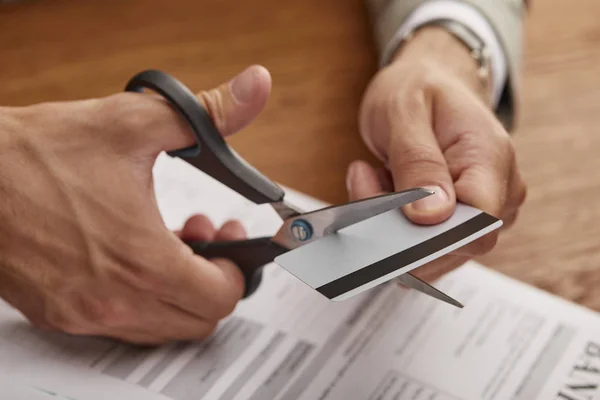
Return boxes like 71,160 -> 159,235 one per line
125,69 -> 463,308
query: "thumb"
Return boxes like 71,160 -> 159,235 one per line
132,65 -> 272,153
388,130 -> 456,225
198,65 -> 272,137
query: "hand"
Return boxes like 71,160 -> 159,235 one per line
0,65 -> 272,344
347,27 -> 526,281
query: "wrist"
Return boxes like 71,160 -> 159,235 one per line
390,26 -> 493,105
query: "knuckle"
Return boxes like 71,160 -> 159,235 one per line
119,262 -> 165,293
464,129 -> 511,165
396,144 -> 446,173
99,298 -> 134,328
368,72 -> 428,122
387,89 -> 426,122
72,292 -> 133,329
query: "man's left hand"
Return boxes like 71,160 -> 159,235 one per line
347,27 -> 526,281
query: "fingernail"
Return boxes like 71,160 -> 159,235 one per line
410,185 -> 448,213
229,67 -> 257,104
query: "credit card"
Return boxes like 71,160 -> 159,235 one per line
274,203 -> 502,301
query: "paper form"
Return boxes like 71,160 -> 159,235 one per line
0,153 -> 598,400
0,373 -> 72,399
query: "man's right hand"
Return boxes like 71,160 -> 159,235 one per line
0,65 -> 272,345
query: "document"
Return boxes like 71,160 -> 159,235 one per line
0,154 -> 599,400
0,373 -> 69,399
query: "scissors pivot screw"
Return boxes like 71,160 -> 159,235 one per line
290,219 -> 313,242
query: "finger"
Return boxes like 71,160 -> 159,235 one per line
208,222 -> 247,306
409,254 -> 469,282
386,97 -> 456,225
108,65 -> 272,154
197,65 -> 272,137
434,88 -> 516,257
504,162 -> 527,214
209,258 -> 246,304
215,220 -> 247,241
346,160 -> 386,201
169,256 -> 244,320
152,235 -> 245,321
450,162 -> 507,257
178,214 -> 217,241
501,210 -> 519,230
175,218 -> 246,313
167,64 -> 271,150
440,82 -> 514,221
452,231 -> 499,257
452,161 -> 507,217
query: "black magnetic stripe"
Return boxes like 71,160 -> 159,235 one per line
316,212 -> 499,299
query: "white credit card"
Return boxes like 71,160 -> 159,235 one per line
274,202 -> 502,301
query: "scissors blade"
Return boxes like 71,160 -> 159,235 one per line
395,273 -> 463,308
307,188 -> 433,235
272,188 -> 433,250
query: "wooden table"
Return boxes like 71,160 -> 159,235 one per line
2,0 -> 600,311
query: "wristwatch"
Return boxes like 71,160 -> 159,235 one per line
397,18 -> 492,96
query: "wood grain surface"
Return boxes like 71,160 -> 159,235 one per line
1,0 -> 600,311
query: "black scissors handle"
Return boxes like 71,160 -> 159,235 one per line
187,238 -> 288,298
124,69 -> 285,205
